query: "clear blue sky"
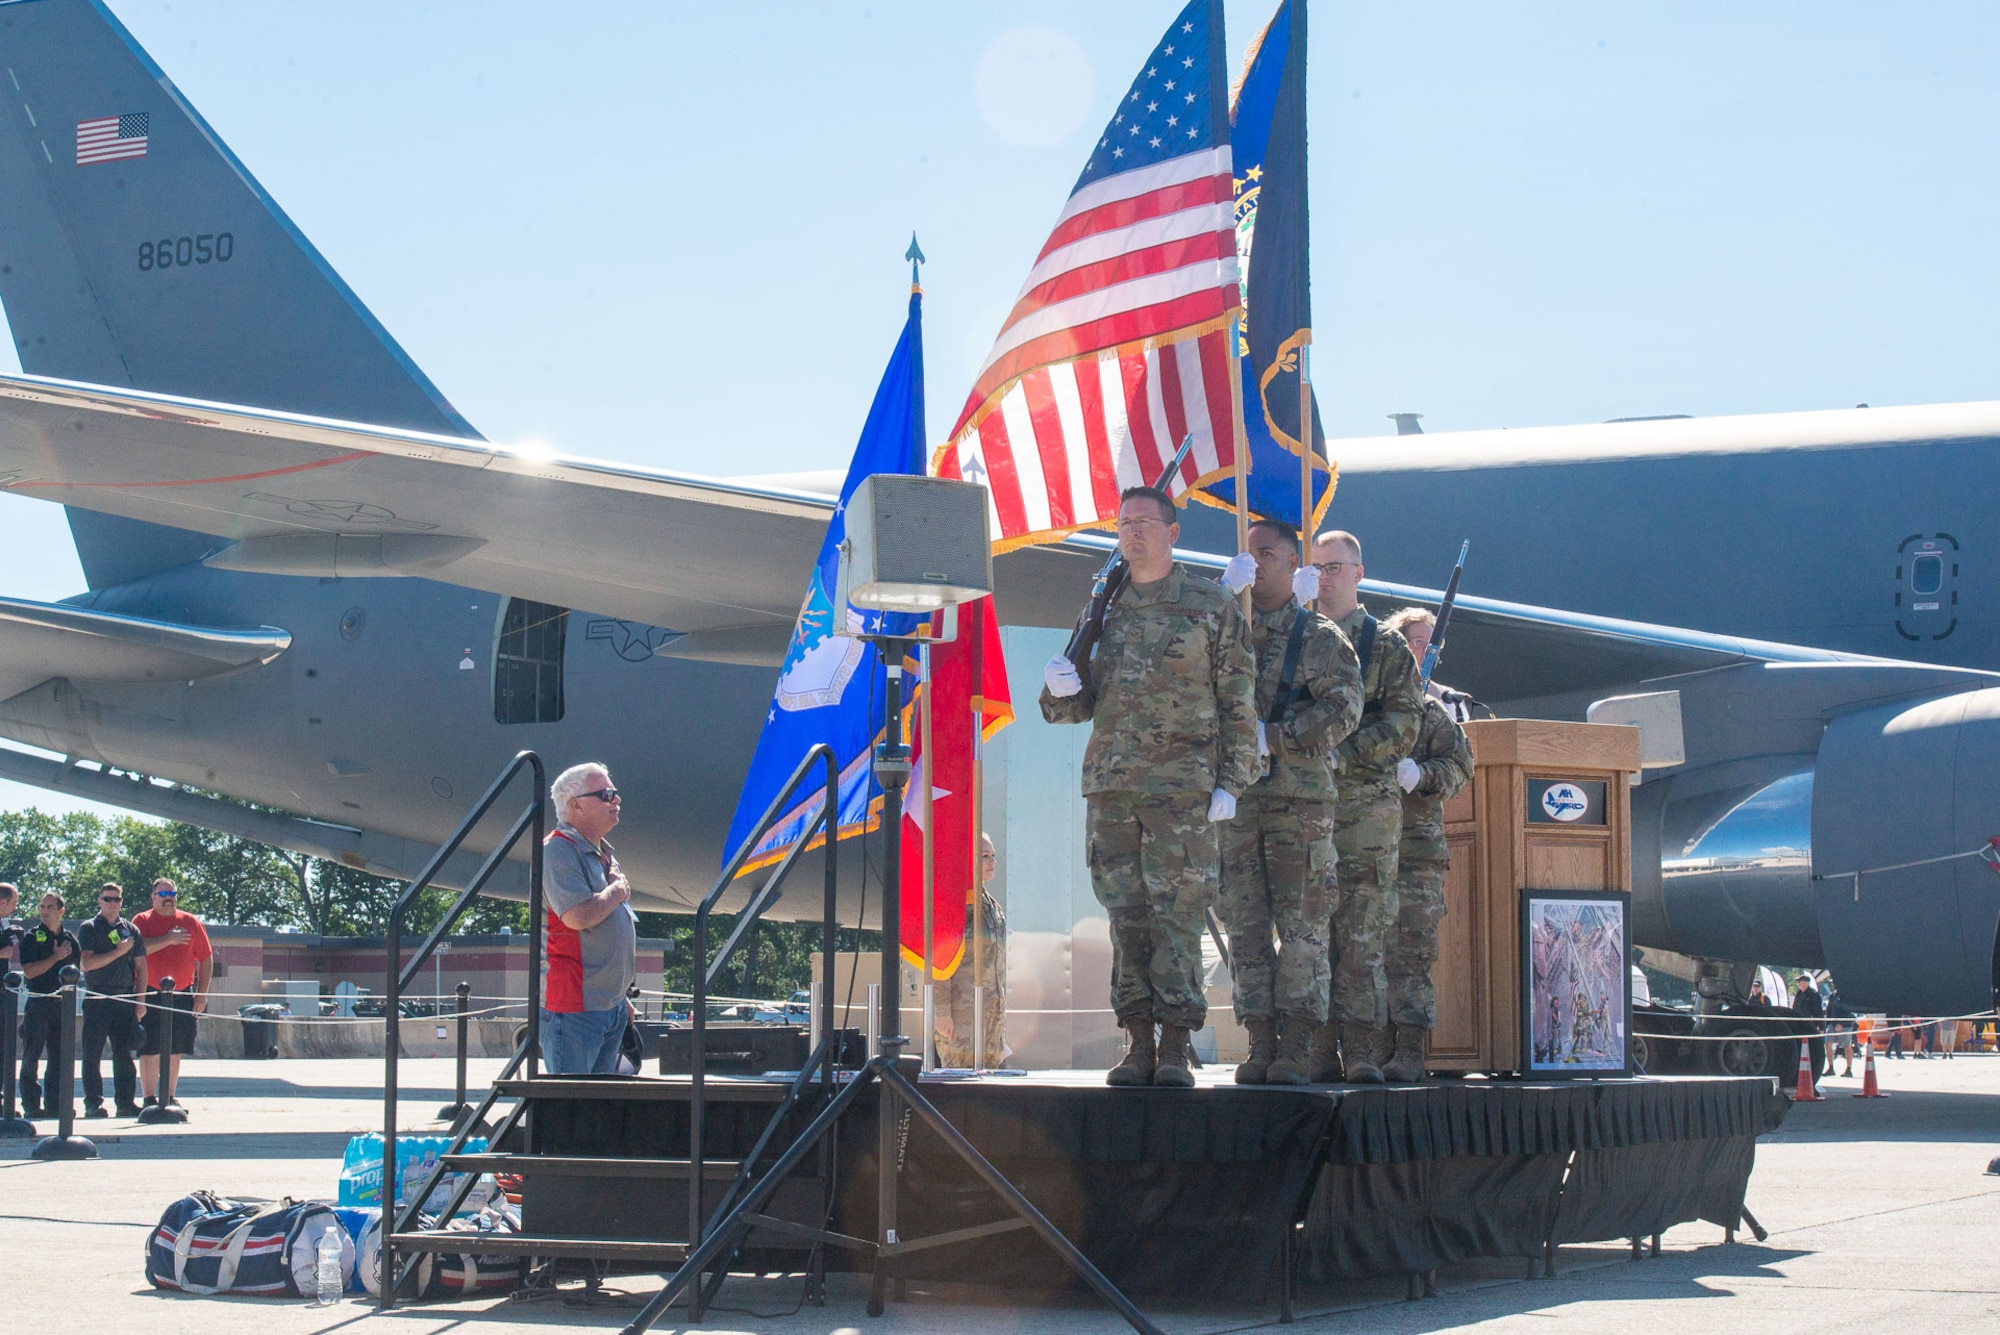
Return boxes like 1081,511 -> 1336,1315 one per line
5,0 -> 2000,816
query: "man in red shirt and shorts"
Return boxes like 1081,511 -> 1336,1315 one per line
132,878 -> 212,1112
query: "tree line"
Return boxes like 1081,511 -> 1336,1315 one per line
0,808 -> 878,1000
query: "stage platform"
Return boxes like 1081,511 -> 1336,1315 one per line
514,1067 -> 1786,1305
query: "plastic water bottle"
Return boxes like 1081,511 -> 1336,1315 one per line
314,1227 -> 343,1306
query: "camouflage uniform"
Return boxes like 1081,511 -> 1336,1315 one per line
1040,566 -> 1260,1029
1328,607 -> 1423,1028
934,889 -> 1007,1068
1218,598 -> 1362,1023
1388,691 -> 1474,1028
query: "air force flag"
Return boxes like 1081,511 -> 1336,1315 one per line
725,290 -> 927,871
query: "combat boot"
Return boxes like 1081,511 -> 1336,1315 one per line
1306,1019 -> 1345,1083
1265,1014 -> 1317,1086
1380,1024 -> 1428,1083
1154,1024 -> 1196,1088
1236,1015 -> 1277,1085
1106,1019 -> 1157,1087
1345,1022 -> 1388,1083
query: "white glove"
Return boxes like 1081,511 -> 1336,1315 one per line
1221,551 -> 1257,594
1256,720 -> 1270,759
1207,788 -> 1237,822
1043,655 -> 1083,698
1291,566 -> 1321,605
1397,757 -> 1422,793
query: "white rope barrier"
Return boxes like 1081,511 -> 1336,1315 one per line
68,984 -> 528,1024
1639,1010 -> 1998,1044
68,986 -> 524,1004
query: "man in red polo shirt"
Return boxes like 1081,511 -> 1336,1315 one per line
541,763 -> 636,1074
132,878 -> 212,1111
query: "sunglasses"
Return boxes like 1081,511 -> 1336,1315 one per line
154,890 -> 178,899
582,787 -> 620,803
99,895 -> 122,903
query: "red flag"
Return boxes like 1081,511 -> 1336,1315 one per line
900,597 -> 1012,978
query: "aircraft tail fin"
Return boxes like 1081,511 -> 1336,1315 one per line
0,0 -> 481,586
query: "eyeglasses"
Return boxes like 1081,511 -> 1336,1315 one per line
99,895 -> 122,903
1315,561 -> 1352,574
583,787 -> 621,804
154,890 -> 177,899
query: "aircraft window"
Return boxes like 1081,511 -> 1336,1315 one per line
494,598 -> 568,725
1910,553 -> 1944,596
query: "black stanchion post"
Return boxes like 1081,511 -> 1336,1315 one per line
868,641 -> 913,1320
32,965 -> 97,1160
0,969 -> 33,1137
136,977 -> 188,1125
438,981 -> 472,1125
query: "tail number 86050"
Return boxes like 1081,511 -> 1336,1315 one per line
137,233 -> 235,271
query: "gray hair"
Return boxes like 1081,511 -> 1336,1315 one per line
550,762 -> 610,817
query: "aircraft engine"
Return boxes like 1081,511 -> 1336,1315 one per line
1809,686 -> 2000,1014
1636,686 -> 2000,1015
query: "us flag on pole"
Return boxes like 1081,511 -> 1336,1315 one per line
76,113 -> 149,165
935,0 -> 1240,551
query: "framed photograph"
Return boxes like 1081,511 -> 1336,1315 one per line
1521,889 -> 1632,1078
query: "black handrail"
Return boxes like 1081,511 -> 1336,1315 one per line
688,742 -> 839,1261
380,749 -> 546,1309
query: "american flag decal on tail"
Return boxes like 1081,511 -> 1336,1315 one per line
77,112 -> 148,165
935,0 -> 1240,551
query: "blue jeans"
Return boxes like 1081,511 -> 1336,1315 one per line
540,1006 -> 626,1074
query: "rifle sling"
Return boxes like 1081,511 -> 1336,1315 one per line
1266,608 -> 1312,725
1355,612 -> 1378,681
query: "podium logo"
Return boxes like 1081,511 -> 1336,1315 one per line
1541,782 -> 1590,822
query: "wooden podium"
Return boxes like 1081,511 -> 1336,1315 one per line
1427,719 -> 1642,1075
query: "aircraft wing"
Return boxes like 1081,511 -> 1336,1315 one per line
1355,577 -> 1872,706
1045,532 -> 1875,706
0,374 -> 1108,661
0,369 -> 1937,701
0,593 -> 289,703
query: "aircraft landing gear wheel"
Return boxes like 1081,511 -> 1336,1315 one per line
1630,1032 -> 1652,1075
1710,1027 -> 1776,1078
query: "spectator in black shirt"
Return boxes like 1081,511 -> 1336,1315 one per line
17,890 -> 82,1119
1790,972 -> 1827,1083
77,882 -> 148,1118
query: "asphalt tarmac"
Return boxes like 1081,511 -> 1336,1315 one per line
3,1054 -> 1995,1333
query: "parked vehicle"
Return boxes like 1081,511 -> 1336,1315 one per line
1630,1000 -> 1698,1074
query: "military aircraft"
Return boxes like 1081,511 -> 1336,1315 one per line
0,0 -> 1995,1022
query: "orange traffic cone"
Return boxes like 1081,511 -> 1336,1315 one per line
1852,1039 -> 1890,1098
1793,1039 -> 1824,1101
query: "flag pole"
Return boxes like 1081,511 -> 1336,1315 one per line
970,697 -> 983,1065
1229,314 -> 1251,612
1298,336 -> 1314,596
920,636 -> 936,1065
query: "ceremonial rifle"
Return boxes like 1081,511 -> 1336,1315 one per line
1061,432 -> 1198,670
1420,540 -> 1470,691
